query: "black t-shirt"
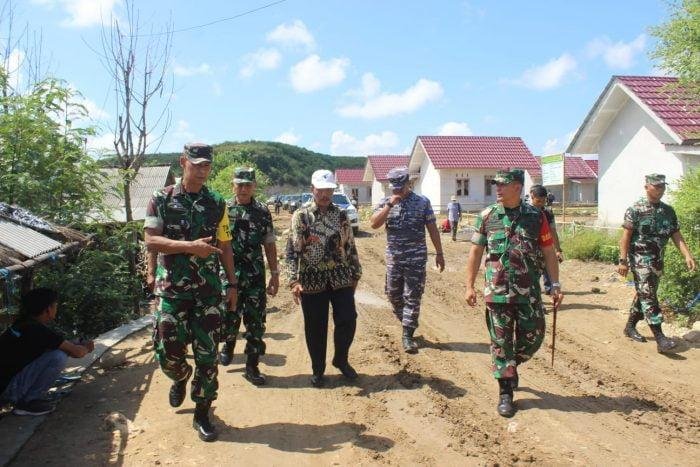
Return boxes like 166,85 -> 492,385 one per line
0,319 -> 64,394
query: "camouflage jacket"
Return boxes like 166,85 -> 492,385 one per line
471,203 -> 552,304
375,191 -> 436,264
622,197 -> 679,268
145,183 -> 230,299
228,197 -> 275,285
285,201 -> 362,293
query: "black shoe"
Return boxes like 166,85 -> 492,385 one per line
12,399 -> 55,416
497,393 -> 515,417
623,313 -> 647,342
402,327 -> 418,354
169,367 -> 191,408
219,342 -> 234,366
193,401 -> 217,442
333,362 -> 358,380
650,324 -> 677,353
244,354 -> 266,386
310,373 -> 325,388
511,373 -> 519,391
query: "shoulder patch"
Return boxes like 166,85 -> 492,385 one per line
480,205 -> 496,218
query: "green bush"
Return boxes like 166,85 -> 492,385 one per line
659,168 -> 700,316
559,227 -> 621,262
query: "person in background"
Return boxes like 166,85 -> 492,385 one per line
0,288 -> 94,416
529,185 -> 563,295
446,195 -> 462,242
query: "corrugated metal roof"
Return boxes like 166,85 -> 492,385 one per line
0,219 -> 62,258
101,166 -> 173,222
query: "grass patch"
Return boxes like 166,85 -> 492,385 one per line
560,227 -> 621,263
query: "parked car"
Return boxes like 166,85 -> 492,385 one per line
287,194 -> 303,213
332,193 -> 360,234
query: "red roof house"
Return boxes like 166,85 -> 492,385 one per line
334,168 -> 371,204
567,75 -> 700,225
408,136 -> 541,211
363,155 -> 410,205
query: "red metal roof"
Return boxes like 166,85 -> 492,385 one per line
335,168 -> 367,184
417,136 -> 541,176
616,76 -> 700,143
367,155 -> 410,181
584,159 -> 598,175
565,156 -> 597,179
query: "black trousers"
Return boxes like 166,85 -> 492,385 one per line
300,286 -> 357,375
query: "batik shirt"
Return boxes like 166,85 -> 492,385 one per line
286,201 -> 362,293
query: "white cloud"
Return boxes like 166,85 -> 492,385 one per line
438,121 -> 473,136
337,76 -> 443,119
289,55 -> 349,93
586,34 -> 646,70
33,0 -> 121,27
86,132 -> 115,154
503,53 -> 577,90
79,96 -> 110,121
330,130 -> 399,156
267,20 -> 315,50
541,129 -> 577,155
173,62 -> 212,77
275,130 -> 301,145
3,48 -> 24,90
239,48 -> 281,78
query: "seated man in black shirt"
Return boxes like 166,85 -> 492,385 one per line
0,288 -> 94,416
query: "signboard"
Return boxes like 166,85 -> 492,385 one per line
541,153 -> 564,186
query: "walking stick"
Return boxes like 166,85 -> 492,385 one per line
551,299 -> 559,367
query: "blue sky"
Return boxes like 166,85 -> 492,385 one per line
11,0 -> 670,157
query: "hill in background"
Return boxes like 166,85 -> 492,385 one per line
98,141 -> 366,188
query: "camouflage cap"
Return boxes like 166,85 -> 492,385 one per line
491,169 -> 525,185
645,173 -> 667,186
233,167 -> 256,184
184,142 -> 213,164
387,166 -> 410,189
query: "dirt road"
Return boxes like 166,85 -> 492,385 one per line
12,215 -> 699,466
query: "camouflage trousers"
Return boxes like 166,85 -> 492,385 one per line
485,302 -> 545,379
220,280 -> 267,356
385,260 -> 426,330
154,295 -> 221,403
630,266 -> 663,325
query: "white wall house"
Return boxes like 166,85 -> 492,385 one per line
408,136 -> 541,213
543,155 -> 598,204
567,76 -> 700,226
363,155 -> 410,206
334,168 -> 372,204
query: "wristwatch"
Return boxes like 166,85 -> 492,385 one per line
550,282 -> 561,289
618,258 -> 628,266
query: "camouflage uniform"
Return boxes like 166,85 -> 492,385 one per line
220,196 -> 275,356
472,200 -> 552,379
375,191 -> 436,330
622,197 -> 679,325
145,182 -> 230,403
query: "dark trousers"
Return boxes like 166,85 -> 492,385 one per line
300,287 -> 357,375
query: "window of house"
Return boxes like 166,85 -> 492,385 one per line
484,176 -> 494,196
456,178 -> 469,196
351,188 -> 359,199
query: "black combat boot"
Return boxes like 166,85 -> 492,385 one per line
497,378 -> 516,418
219,342 -> 234,366
623,312 -> 647,342
402,327 -> 418,354
168,367 -> 191,408
244,354 -> 266,386
193,401 -> 217,442
650,324 -> 677,353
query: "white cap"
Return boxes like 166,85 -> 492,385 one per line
311,169 -> 337,189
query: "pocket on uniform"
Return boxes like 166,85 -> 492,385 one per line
487,231 -> 507,255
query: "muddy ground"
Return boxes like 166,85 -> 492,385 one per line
10,212 -> 699,466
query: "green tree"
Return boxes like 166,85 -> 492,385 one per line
209,151 -> 271,200
0,71 -> 106,224
650,0 -> 700,95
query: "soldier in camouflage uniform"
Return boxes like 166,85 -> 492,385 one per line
145,143 -> 237,442
370,166 -> 445,354
529,184 -> 563,296
618,174 -> 696,353
219,168 -> 279,386
465,169 -> 563,418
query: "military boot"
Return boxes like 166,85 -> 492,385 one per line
650,324 -> 677,353
497,378 -> 515,418
402,327 -> 418,354
623,312 -> 646,343
244,354 -> 266,386
193,401 -> 217,442
219,342 -> 234,366
168,367 -> 191,408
